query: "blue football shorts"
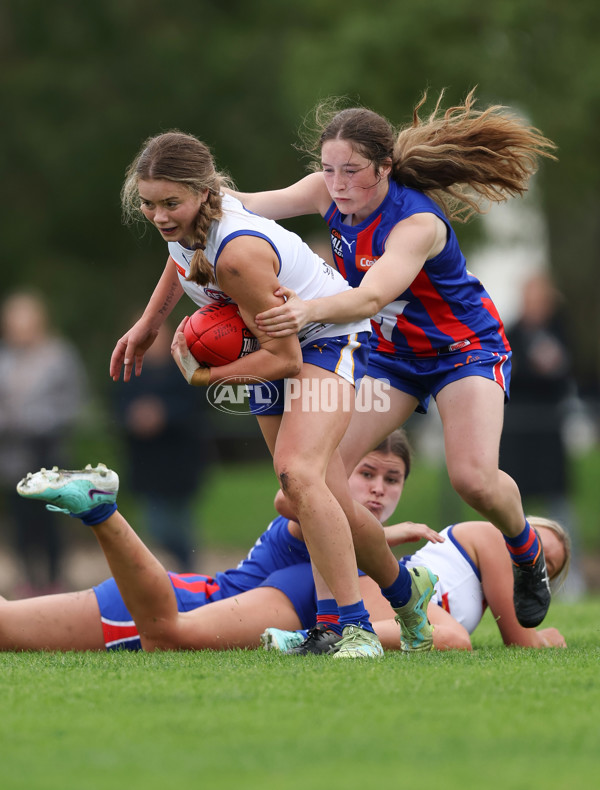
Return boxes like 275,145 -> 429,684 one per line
93,572 -> 225,651
93,565 -> 317,651
257,562 -> 317,629
248,331 -> 370,416
366,346 -> 512,414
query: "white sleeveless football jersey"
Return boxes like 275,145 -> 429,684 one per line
403,526 -> 486,634
168,194 -> 371,346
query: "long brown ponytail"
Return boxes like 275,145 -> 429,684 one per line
306,89 -> 557,222
392,89 -> 557,221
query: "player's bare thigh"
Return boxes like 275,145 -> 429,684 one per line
340,380 -> 419,472
275,364 -> 354,479
436,376 -> 505,475
167,587 -> 302,651
0,589 -> 105,651
360,575 -> 395,620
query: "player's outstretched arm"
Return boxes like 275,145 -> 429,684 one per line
256,213 -> 443,335
225,173 -> 330,221
110,257 -> 184,382
383,521 -> 445,547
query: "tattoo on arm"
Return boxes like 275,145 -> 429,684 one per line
158,280 -> 180,316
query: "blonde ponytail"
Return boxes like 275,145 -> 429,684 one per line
188,191 -> 223,286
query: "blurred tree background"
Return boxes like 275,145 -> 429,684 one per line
2,0 -> 599,387
2,0 -> 599,458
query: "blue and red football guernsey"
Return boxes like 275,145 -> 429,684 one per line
325,181 -> 510,359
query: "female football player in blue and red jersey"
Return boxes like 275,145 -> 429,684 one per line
229,89 -> 558,629
3,431 -> 439,652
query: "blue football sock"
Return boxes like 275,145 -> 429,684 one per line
504,520 -> 541,565
315,598 -> 342,635
79,502 -> 118,527
380,562 -> 413,608
338,600 -> 374,634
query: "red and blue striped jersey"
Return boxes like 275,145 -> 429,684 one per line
325,181 -> 510,358
215,515 -> 310,599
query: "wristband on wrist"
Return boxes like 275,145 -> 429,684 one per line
191,367 -> 211,387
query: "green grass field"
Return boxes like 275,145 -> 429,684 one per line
2,598 -> 599,790
13,441 -> 595,788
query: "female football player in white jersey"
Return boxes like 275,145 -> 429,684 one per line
108,132 -> 438,658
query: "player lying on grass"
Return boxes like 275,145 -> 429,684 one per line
3,433 -> 425,652
263,514 -> 569,653
3,432 -> 567,652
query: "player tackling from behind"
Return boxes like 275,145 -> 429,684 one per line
228,89 -> 558,630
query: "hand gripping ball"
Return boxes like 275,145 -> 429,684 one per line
183,303 -> 259,366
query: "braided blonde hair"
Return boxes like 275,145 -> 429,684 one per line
121,131 -> 233,285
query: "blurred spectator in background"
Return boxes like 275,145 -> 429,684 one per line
501,271 -> 587,599
0,290 -> 87,596
112,320 -> 215,571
